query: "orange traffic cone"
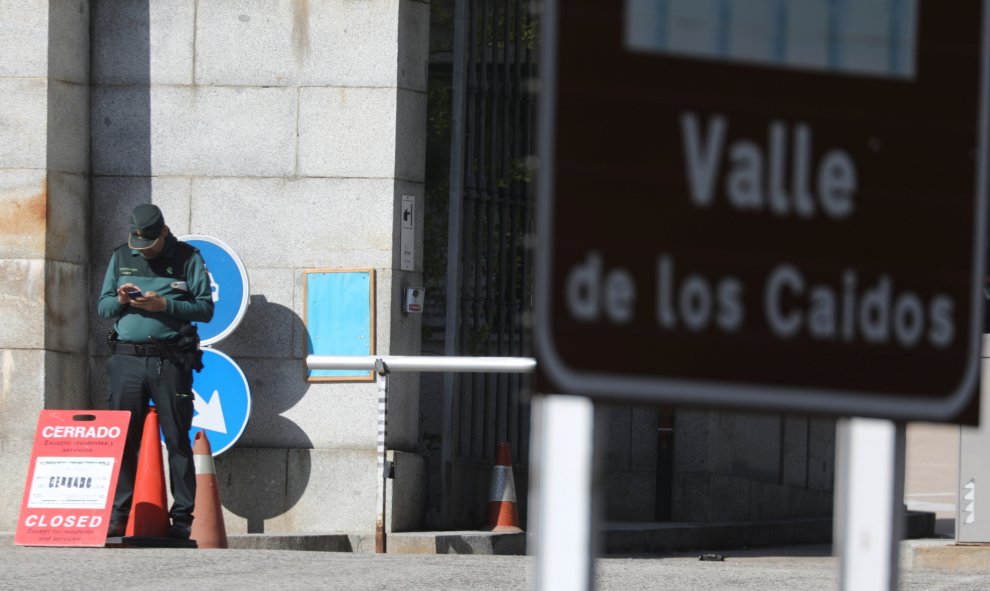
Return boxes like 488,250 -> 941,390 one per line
126,408 -> 170,537
485,442 -> 523,532
190,430 -> 228,549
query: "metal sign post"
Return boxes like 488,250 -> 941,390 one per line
834,418 -> 906,591
530,394 -> 597,591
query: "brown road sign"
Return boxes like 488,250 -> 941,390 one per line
535,0 -> 989,421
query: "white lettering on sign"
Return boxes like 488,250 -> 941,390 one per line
763,264 -> 955,348
24,514 -> 103,528
681,112 -> 856,218
656,255 -> 744,333
565,251 -> 636,325
41,426 -> 122,439
562,251 -> 957,350
558,109 -> 959,353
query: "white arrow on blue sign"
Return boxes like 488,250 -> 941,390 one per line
189,348 -> 251,456
179,235 -> 250,346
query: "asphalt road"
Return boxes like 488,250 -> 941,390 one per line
0,422 -> 975,590
0,543 -> 986,591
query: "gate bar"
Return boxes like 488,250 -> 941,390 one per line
307,355 -> 537,374
307,354 -> 536,554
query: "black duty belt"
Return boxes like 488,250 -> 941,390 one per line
114,343 -> 181,357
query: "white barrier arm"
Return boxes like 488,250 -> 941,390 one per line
307,355 -> 537,374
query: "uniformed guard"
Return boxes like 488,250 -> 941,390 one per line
97,203 -> 214,539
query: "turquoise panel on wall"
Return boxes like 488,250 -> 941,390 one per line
304,269 -> 375,381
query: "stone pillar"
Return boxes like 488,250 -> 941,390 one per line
0,0 -> 92,529
89,0 -> 429,535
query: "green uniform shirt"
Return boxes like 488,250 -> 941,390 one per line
97,235 -> 214,343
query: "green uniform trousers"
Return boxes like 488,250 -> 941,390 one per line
106,352 -> 196,524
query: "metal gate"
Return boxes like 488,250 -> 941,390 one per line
442,0 -> 538,528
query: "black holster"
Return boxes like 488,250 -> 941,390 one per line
175,324 -> 204,373
106,328 -> 118,353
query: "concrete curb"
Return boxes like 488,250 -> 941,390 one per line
603,511 -> 933,555
386,531 -> 527,555
227,533 -> 375,553
604,518 -> 834,554
229,531 -> 529,555
901,539 -> 990,571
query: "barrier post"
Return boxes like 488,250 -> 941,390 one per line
375,359 -> 389,553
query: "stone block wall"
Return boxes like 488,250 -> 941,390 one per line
0,0 -> 92,530
601,404 -> 659,521
601,403 -> 834,524
84,0 -> 429,534
672,409 -> 835,522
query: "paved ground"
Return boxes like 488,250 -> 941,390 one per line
0,421 -> 977,589
1,541 -> 987,591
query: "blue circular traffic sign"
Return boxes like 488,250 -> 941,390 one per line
179,235 -> 249,346
189,348 -> 251,456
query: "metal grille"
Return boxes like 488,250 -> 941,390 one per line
451,0 -> 537,481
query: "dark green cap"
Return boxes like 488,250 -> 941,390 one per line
128,204 -> 165,250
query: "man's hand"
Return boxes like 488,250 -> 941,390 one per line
128,290 -> 167,313
116,283 -> 139,305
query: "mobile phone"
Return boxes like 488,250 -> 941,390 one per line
126,289 -> 144,299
